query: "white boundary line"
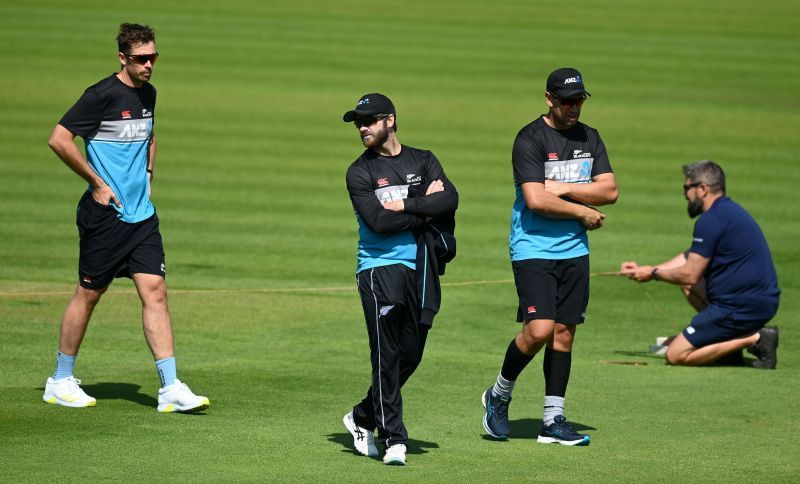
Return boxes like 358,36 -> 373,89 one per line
0,273 -> 619,299
0,278 -> 516,298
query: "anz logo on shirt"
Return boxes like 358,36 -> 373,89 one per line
118,122 -> 150,139
93,118 -> 152,142
545,158 -> 594,183
374,184 -> 409,203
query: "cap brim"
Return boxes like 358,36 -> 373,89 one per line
558,89 -> 591,98
343,108 -> 384,122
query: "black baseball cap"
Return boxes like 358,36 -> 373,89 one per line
546,68 -> 591,99
342,93 -> 396,122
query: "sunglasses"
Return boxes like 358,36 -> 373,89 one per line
353,114 -> 390,128
683,182 -> 702,193
126,52 -> 159,65
556,95 -> 586,108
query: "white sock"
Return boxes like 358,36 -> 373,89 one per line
543,395 -> 565,426
492,373 -> 515,398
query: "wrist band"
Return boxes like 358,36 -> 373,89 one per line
651,267 -> 659,281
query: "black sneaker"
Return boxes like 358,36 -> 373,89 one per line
748,326 -> 779,369
537,415 -> 590,446
482,387 -> 510,439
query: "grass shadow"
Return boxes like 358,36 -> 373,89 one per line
613,349 -> 751,367
327,432 -> 439,457
81,382 -> 158,407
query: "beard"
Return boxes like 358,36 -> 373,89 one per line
361,121 -> 389,149
687,197 -> 704,218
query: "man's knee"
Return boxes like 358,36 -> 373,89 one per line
75,285 -> 107,307
518,319 -> 555,354
134,274 -> 168,306
552,323 -> 576,352
665,347 -> 686,365
665,333 -> 695,365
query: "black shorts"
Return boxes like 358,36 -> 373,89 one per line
76,191 -> 165,290
512,255 -> 590,324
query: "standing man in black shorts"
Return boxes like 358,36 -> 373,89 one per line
44,23 -> 209,413
481,68 -> 618,445
341,93 -> 458,465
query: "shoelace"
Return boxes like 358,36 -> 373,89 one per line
495,398 -> 509,420
64,377 -> 88,396
65,377 -> 83,388
551,418 -> 579,438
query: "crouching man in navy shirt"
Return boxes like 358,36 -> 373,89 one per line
621,160 -> 780,369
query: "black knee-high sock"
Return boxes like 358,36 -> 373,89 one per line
543,347 -> 572,397
501,339 -> 534,381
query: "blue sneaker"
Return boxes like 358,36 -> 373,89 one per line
482,387 -> 510,439
537,415 -> 590,446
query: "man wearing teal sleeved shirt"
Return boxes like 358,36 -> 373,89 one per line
482,68 -> 618,445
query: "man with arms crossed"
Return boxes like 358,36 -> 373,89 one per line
482,68 -> 618,445
620,161 -> 780,368
341,93 -> 458,465
45,23 -> 209,412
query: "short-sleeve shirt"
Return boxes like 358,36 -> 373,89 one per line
690,196 -> 780,320
59,74 -> 156,223
510,116 -> 613,261
346,146 -> 451,273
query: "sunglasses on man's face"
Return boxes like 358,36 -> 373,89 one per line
683,182 -> 702,194
353,114 -> 389,128
126,52 -> 159,65
556,96 -> 586,108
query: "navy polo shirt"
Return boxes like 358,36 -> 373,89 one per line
689,196 -> 780,320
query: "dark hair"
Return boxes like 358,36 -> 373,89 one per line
682,160 -> 726,194
117,23 -> 156,54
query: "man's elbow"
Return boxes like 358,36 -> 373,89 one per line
604,187 -> 619,205
47,132 -> 60,153
48,127 -> 69,154
525,198 -> 547,212
449,190 -> 459,211
367,216 -> 399,235
684,272 -> 701,286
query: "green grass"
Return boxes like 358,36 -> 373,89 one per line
1,0 -> 799,481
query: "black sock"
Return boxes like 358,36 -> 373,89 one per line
500,339 -> 534,381
543,347 -> 572,397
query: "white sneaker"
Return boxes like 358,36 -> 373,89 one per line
43,376 -> 96,408
342,411 -> 378,457
383,443 -> 407,465
157,379 -> 210,413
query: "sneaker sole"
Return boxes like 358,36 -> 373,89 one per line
481,390 -> 508,440
43,394 -> 96,408
157,398 -> 210,413
383,458 -> 406,466
342,413 -> 379,457
537,435 -> 590,446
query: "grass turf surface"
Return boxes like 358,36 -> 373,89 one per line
1,0 -> 799,481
